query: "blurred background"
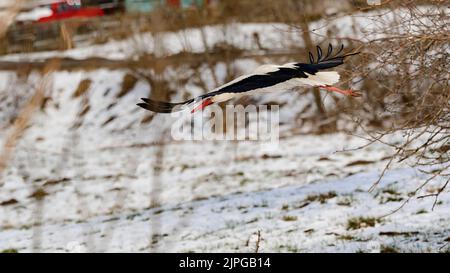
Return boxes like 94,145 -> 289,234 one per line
0,0 -> 448,253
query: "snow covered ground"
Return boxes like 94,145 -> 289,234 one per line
0,133 -> 448,252
0,67 -> 448,252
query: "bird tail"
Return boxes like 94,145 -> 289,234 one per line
137,98 -> 194,113
308,44 -> 359,70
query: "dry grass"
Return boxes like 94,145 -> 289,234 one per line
0,0 -> 24,38
346,217 -> 381,230
117,74 -> 138,98
0,59 -> 61,175
73,79 -> 92,98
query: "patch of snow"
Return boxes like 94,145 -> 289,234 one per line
16,7 -> 53,22
0,167 -> 448,252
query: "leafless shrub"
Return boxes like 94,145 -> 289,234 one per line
348,2 -> 449,208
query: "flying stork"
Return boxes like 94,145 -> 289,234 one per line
137,44 -> 360,113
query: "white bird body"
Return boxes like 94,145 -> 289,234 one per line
299,71 -> 340,86
137,44 -> 360,113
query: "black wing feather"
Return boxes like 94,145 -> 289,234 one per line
325,43 -> 333,59
309,52 -> 314,63
316,45 -> 323,61
137,98 -> 194,113
303,43 -> 359,71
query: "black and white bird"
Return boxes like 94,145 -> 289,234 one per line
137,44 -> 360,113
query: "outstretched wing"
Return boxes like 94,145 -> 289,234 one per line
137,44 -> 359,113
206,44 -> 359,97
202,67 -> 306,96
136,68 -> 302,113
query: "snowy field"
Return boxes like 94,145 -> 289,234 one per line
1,163 -> 449,253
0,68 -> 448,253
0,5 -> 449,253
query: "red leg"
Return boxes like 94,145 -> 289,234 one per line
319,85 -> 361,97
191,98 -> 214,113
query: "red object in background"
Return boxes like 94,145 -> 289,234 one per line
37,2 -> 104,23
166,0 -> 181,7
